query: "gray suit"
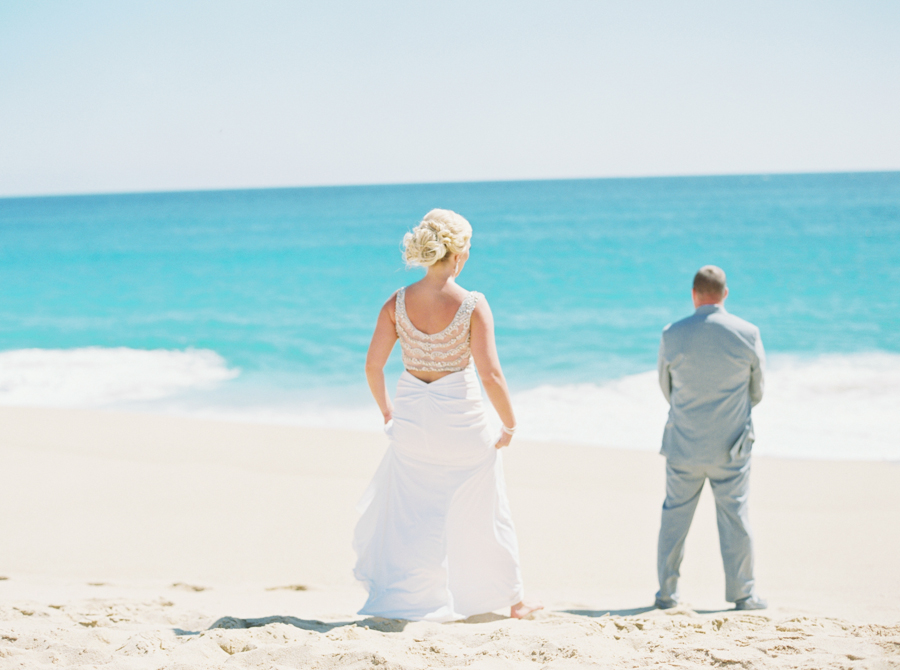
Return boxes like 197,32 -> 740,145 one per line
656,303 -> 765,605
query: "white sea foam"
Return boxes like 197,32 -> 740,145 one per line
206,352 -> 899,461
1,347 -> 896,460
510,353 -> 900,461
510,371 -> 670,450
0,347 -> 239,407
750,353 -> 900,461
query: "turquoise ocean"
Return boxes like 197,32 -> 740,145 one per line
1,172 -> 898,459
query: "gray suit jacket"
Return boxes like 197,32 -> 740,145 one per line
658,304 -> 765,465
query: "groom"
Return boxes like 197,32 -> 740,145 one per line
655,265 -> 767,611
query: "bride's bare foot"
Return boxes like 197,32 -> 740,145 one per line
510,600 -> 543,619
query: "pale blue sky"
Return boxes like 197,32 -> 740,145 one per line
1,1 -> 898,196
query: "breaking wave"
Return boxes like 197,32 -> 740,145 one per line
509,353 -> 900,461
0,347 -> 239,407
1,348 -> 897,460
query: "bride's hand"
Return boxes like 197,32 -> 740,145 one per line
383,409 -> 393,424
494,431 -> 512,449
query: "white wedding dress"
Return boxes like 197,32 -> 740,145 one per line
353,287 -> 524,622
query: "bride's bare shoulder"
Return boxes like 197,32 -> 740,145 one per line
470,292 -> 493,323
381,289 -> 402,320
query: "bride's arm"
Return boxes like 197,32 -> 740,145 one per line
470,297 -> 517,448
365,293 -> 399,424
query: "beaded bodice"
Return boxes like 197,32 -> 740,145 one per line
395,286 -> 482,372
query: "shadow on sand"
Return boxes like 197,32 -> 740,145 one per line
174,615 -> 407,636
563,606 -> 658,617
565,605 -> 737,617
171,606 -> 747,636
174,611 -> 508,636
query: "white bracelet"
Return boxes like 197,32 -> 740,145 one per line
501,423 -> 517,436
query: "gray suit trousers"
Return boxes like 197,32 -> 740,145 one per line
656,458 -> 756,604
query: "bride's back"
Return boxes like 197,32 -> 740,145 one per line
400,283 -> 469,335
395,281 -> 481,383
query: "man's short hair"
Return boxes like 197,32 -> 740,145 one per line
693,265 -> 727,298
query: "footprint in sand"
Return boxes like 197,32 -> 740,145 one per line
265,585 -> 308,592
171,582 -> 209,592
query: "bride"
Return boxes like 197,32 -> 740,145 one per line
353,209 -> 541,622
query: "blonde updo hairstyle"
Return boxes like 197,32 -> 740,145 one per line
402,209 -> 472,268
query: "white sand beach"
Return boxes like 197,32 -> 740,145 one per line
1,405 -> 898,668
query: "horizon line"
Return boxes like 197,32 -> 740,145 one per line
2,167 -> 898,201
